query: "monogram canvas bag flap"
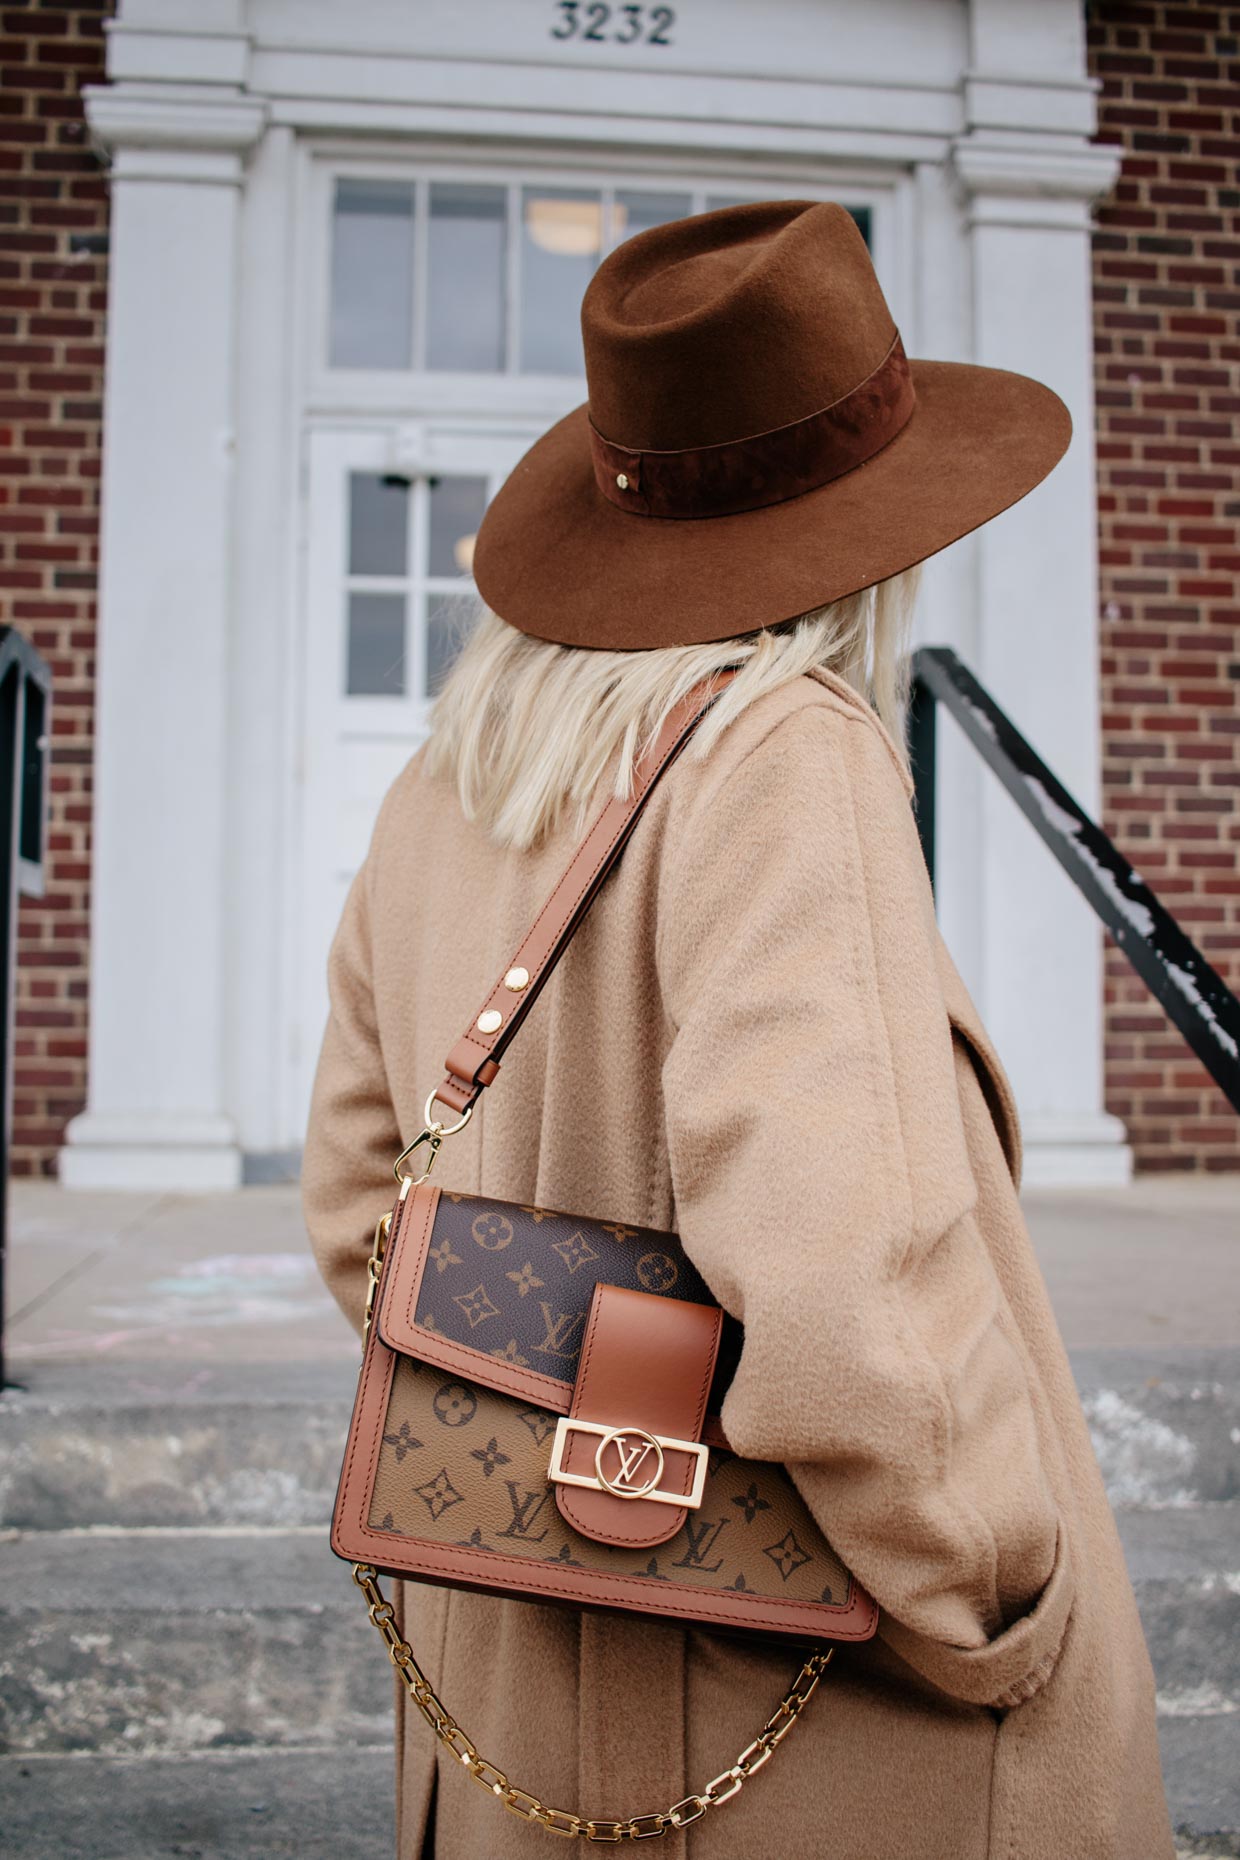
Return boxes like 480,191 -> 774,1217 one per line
330,679 -> 876,1844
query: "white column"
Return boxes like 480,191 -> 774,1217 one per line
61,89 -> 265,1190
949,0 -> 1128,1186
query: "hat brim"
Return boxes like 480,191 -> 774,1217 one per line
472,359 -> 1072,651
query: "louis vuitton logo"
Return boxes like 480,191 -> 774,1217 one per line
534,1302 -> 587,1358
496,1479 -> 552,1541
599,1431 -> 661,1497
671,1515 -> 729,1572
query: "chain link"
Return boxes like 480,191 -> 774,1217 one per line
352,1563 -> 829,1843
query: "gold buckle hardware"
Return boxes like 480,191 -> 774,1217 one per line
547,1416 -> 709,1510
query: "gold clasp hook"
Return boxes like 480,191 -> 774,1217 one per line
366,1091 -> 474,1338
392,1091 -> 474,1184
393,1124 -> 443,1186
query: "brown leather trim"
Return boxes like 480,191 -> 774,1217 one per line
376,1182 -> 731,1448
555,1284 -> 721,1550
332,1318 -> 879,1644
436,672 -> 736,1111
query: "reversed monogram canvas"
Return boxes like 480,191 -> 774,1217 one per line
368,1355 -> 854,1606
332,1178 -> 877,1643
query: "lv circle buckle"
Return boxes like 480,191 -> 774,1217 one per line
547,1416 -> 709,1509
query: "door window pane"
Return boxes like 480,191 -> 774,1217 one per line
346,592 -> 407,696
520,188 -> 602,375
426,593 -> 478,695
330,180 -> 415,370
612,190 -> 692,249
427,184 -> 507,373
428,474 -> 489,579
348,473 -> 408,577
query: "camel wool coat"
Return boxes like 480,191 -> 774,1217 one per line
304,669 -> 1174,1860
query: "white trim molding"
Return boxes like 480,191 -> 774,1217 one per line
62,81 -> 265,1191
84,90 -> 266,156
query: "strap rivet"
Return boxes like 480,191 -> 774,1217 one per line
615,472 -> 630,490
476,1008 -> 503,1034
504,966 -> 529,992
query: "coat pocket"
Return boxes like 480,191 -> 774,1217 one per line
883,1524 -> 1073,1710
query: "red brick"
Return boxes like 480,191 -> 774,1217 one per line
1092,3 -> 1240,1173
1,0 -> 105,1173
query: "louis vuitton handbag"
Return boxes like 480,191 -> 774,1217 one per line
331,679 -> 877,1844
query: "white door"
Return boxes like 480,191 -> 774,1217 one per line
297,422 -> 533,1124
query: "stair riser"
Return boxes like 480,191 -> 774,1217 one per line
0,1605 -> 392,1757
1,1583 -> 1232,1758
1136,1582 -> 1240,1719
2,1384 -> 1236,1530
0,1405 -> 353,1531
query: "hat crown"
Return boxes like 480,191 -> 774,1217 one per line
583,201 -> 896,452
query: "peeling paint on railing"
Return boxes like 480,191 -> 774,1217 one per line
911,646 -> 1240,1111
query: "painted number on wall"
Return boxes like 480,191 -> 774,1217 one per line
550,3 -> 676,45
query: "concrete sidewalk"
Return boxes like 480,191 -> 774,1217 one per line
6,1173 -> 1239,1363
1,1176 -> 1238,1859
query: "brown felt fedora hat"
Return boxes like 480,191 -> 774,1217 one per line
473,200 -> 1071,651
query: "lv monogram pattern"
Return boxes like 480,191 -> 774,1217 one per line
369,1356 -> 853,1609
413,1194 -> 742,1407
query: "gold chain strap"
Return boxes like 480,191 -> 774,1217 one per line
352,1563 -> 829,1843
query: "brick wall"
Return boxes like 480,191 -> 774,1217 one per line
1090,1 -> 1240,1171
0,0 -> 108,1175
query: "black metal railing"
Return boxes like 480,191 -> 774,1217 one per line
0,628 -> 52,1391
909,645 -> 1240,1117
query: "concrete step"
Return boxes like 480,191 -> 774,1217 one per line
3,1512 -> 1235,1749
0,1526 -> 393,1758
1073,1347 -> 1240,1509
0,1746 -> 395,1860
1124,1511 -> 1240,1852
0,1361 -> 357,1530
2,1351 -> 1237,1849
0,1511 -> 1237,1850
1119,1507 -> 1240,1720
3,1348 -> 1238,1531
3,1513 -> 1235,1727
1162,1710 -> 1240,1858
0,1750 -> 1234,1860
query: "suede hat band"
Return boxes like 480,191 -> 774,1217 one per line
472,199 -> 1072,653
588,331 -> 915,521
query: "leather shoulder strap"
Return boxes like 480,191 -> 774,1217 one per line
432,673 -> 734,1117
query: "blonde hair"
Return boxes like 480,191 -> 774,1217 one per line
425,570 -> 919,850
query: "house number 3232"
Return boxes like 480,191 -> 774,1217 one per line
550,2 -> 676,46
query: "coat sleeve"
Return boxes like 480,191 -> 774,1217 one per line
656,699 -> 1071,1709
302,792 -> 405,1337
